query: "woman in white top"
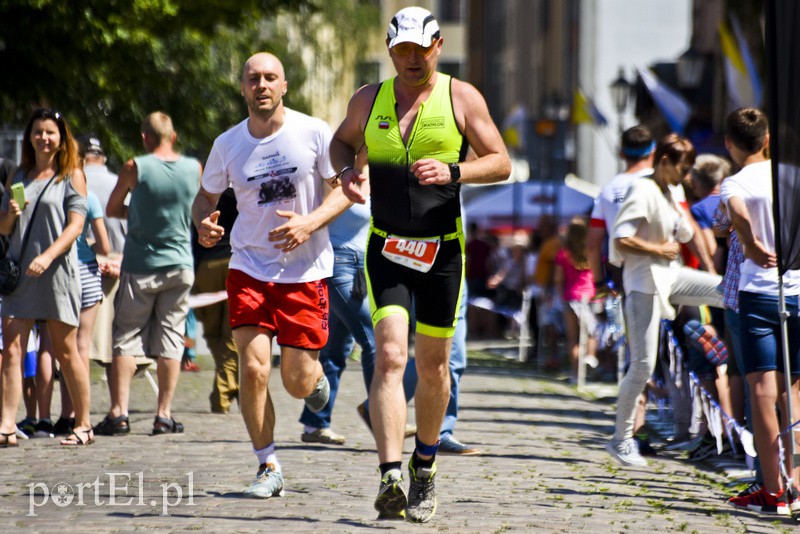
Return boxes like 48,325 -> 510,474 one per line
606,134 -> 723,467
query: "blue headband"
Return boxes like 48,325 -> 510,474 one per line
622,141 -> 656,158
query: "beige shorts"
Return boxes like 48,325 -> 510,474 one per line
112,268 -> 194,360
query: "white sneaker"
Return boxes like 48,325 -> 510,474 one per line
606,437 -> 648,467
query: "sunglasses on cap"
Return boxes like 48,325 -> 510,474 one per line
391,39 -> 439,58
32,108 -> 64,122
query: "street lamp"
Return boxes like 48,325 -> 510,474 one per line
677,47 -> 705,89
609,67 -> 632,170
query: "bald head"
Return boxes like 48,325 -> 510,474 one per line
240,52 -> 288,120
242,53 -> 285,83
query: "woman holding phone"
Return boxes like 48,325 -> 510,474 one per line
0,108 -> 91,447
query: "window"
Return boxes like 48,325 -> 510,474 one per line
438,60 -> 464,79
355,61 -> 381,89
438,0 -> 464,23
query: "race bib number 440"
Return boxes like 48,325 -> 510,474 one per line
381,236 -> 440,273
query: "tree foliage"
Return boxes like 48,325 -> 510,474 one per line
0,0 -> 378,164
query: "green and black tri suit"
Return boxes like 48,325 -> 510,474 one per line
363,73 -> 467,337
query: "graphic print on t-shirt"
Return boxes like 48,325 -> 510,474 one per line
256,175 -> 297,205
245,153 -> 298,206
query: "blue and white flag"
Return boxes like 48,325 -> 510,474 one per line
636,66 -> 692,134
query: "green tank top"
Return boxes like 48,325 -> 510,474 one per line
123,154 -> 199,273
364,73 -> 467,237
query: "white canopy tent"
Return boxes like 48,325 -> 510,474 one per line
463,180 -> 595,231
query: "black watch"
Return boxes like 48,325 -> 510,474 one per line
448,163 -> 461,183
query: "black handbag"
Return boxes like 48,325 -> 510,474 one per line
0,256 -> 20,295
0,175 -> 56,296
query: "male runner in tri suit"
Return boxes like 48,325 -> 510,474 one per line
330,6 -> 510,523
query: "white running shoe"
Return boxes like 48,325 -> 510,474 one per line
606,437 -> 648,467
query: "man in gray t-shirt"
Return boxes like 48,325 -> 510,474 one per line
78,136 -> 126,253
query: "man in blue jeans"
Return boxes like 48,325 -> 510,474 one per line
298,200 -> 375,444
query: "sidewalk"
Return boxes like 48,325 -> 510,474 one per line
0,351 -> 787,533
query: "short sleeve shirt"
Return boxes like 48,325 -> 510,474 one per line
719,160 -> 800,295
202,109 -> 336,283
76,191 -> 104,263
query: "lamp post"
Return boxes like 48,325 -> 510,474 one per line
676,46 -> 705,89
609,67 -> 632,171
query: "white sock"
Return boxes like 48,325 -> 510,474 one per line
304,425 -> 320,434
254,443 -> 281,472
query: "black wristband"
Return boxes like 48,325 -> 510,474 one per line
337,166 -> 354,179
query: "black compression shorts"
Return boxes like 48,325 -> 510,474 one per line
365,226 -> 464,338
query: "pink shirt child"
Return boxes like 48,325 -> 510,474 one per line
555,249 -> 595,302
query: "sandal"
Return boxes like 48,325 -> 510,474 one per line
0,431 -> 19,448
93,414 -> 130,436
152,416 -> 184,435
61,428 -> 95,446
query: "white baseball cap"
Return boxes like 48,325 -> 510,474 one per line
387,6 -> 440,48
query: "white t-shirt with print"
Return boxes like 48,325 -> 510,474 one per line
590,167 -> 653,233
719,160 -> 800,295
202,108 -> 336,283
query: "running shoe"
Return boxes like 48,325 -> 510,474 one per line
243,464 -> 284,499
301,428 -> 346,445
687,435 -> 717,462
32,418 -> 55,438
374,469 -> 406,520
438,434 -> 481,456
786,485 -> 800,516
53,417 -> 75,436
16,417 -> 36,438
728,487 -> 789,516
406,457 -> 437,523
731,482 -> 762,499
605,437 -> 648,467
663,433 -> 704,452
303,375 -> 330,414
634,435 -> 658,457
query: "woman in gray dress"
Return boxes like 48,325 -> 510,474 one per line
0,108 -> 91,447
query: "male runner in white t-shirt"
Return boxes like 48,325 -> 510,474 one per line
192,52 -> 350,499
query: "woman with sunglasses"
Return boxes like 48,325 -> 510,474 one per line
605,133 -> 724,467
0,108 -> 92,447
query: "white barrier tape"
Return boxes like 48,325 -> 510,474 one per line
188,291 -> 228,309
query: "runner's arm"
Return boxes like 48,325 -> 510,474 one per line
331,85 -> 378,203
192,186 -> 224,248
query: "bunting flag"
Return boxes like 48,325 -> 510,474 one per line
688,372 -> 756,458
572,88 -> 608,126
502,105 -> 528,151
719,15 -> 763,110
636,66 -> 691,134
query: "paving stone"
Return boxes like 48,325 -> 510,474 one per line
0,353 -> 791,532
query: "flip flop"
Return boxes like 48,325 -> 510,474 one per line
61,428 -> 95,446
0,431 -> 19,448
683,319 -> 728,366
